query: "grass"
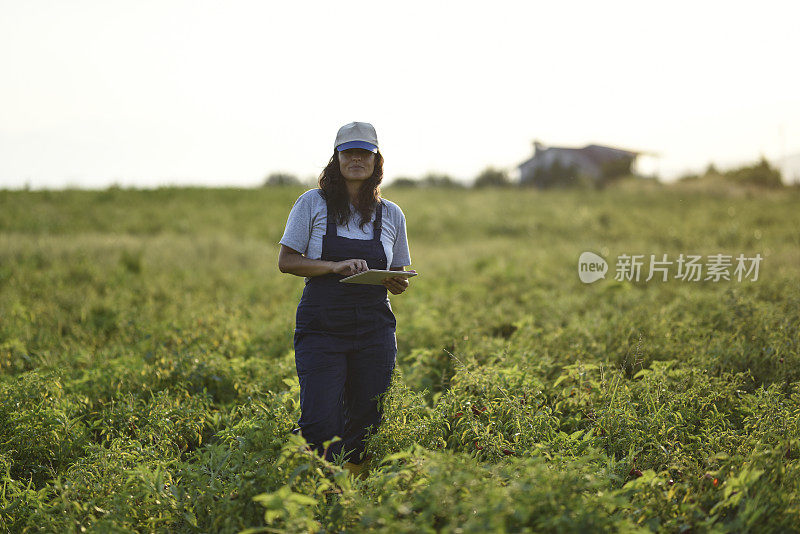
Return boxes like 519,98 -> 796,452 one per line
1,182 -> 799,532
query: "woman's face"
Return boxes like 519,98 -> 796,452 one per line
339,148 -> 376,182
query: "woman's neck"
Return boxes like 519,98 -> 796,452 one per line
345,180 -> 363,204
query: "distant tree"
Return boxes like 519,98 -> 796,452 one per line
473,167 -> 511,188
420,173 -> 464,188
389,177 -> 419,188
264,172 -> 301,186
677,172 -> 700,182
525,159 -> 578,188
704,163 -> 720,176
599,158 -> 633,184
725,157 -> 783,188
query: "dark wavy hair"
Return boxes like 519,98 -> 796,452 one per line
318,151 -> 384,231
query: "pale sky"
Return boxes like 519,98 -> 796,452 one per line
1,0 -> 799,188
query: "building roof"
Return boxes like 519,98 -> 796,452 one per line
518,143 -> 640,169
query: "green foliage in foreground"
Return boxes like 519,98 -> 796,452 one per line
1,184 -> 799,532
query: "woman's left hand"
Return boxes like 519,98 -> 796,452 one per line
383,271 -> 415,295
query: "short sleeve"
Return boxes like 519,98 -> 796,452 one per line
279,193 -> 313,254
391,209 -> 412,268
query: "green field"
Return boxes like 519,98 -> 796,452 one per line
1,183 -> 799,532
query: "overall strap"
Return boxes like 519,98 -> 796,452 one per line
372,201 -> 384,241
320,190 -> 339,238
326,207 -> 338,237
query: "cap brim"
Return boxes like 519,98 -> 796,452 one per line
336,140 -> 378,153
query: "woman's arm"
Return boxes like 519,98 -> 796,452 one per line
278,245 -> 369,277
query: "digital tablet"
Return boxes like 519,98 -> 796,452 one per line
339,269 -> 418,285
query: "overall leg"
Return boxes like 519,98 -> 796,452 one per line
294,330 -> 349,462
341,305 -> 397,463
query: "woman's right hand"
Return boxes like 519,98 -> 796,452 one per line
331,259 -> 369,276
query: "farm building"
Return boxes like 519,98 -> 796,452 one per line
518,141 -> 641,188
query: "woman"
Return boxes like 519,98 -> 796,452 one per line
277,122 -> 413,474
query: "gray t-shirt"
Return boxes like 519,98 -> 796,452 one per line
279,189 -> 412,269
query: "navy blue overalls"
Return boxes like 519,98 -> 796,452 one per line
293,194 -> 397,464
